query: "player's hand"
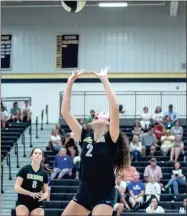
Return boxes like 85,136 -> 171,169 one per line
93,66 -> 110,80
68,69 -> 85,82
68,171 -> 72,176
38,193 -> 48,202
29,192 -> 43,199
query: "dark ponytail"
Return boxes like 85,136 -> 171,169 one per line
115,131 -> 130,175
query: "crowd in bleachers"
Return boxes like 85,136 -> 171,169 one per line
42,104 -> 186,215
1,101 -> 32,128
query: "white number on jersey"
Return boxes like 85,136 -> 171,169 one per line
85,144 -> 93,157
32,180 -> 37,188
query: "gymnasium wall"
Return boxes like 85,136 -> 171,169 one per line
1,3 -> 186,73
1,82 -> 186,123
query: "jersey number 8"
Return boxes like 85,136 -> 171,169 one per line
85,144 -> 93,157
32,180 -> 37,188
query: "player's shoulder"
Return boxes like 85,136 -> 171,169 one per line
21,164 -> 31,171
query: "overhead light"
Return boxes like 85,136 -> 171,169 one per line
98,2 -> 128,7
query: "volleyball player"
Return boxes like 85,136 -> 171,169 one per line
61,67 -> 130,216
14,148 -> 48,216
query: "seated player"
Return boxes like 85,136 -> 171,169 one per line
14,148 -> 48,216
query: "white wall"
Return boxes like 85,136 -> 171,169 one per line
1,3 -> 186,73
2,83 -> 186,123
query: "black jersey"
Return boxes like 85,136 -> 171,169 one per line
16,164 -> 48,202
79,128 -> 120,187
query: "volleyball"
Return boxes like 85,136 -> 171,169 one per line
61,1 -> 86,13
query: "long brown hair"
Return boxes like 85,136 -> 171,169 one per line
30,148 -> 52,173
115,131 -> 130,175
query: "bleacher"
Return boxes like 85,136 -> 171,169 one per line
41,123 -> 187,216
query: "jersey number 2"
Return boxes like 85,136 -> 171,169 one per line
32,181 -> 37,188
85,144 -> 93,157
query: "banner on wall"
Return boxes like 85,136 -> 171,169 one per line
1,35 -> 12,69
56,34 -> 79,69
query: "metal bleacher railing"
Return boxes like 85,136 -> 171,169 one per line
59,91 -> 186,119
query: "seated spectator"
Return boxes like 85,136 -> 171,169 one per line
152,106 -> 163,124
121,165 -> 137,186
115,175 -> 127,196
153,120 -> 165,141
63,133 -> 78,159
146,198 -> 165,213
144,158 -> 163,185
128,171 -> 145,210
163,115 -> 174,130
160,130 -> 175,156
10,102 -> 21,122
113,188 -> 130,216
162,162 -> 186,197
1,106 -> 9,128
20,100 -> 32,122
179,198 -> 187,214
51,148 -> 73,180
132,120 -> 143,137
50,129 -> 63,152
42,152 -> 53,172
86,110 -> 95,123
171,120 -> 183,137
141,127 -> 158,157
170,135 -> 184,162
55,123 -> 65,138
79,118 -> 87,129
164,104 -> 178,121
145,175 -> 161,203
130,135 -> 142,161
140,107 -> 152,130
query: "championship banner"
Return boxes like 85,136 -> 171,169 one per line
1,35 -> 12,69
56,34 -> 79,68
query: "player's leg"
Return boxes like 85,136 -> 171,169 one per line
30,208 -> 44,216
61,200 -> 90,216
92,204 -> 113,215
16,205 -> 29,216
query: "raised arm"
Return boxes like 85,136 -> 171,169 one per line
61,70 -> 84,141
93,66 -> 119,143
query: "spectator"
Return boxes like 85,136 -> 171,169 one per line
160,130 -> 175,156
128,171 -> 145,210
1,106 -> 9,129
141,127 -> 158,157
145,175 -> 161,203
163,115 -> 174,130
63,133 -> 78,159
162,162 -> 186,197
20,100 -> 32,122
140,107 -> 152,130
121,165 -> 137,186
164,104 -> 178,121
144,158 -> 163,184
86,110 -> 95,123
86,122 -> 93,134
179,198 -> 187,214
79,118 -> 87,129
152,106 -> 163,124
170,135 -> 184,162
113,188 -> 130,216
171,120 -> 183,138
132,120 -> 143,137
115,175 -> 127,196
146,198 -> 165,213
51,148 -> 73,180
55,123 -> 65,138
50,129 -> 62,152
10,102 -> 21,122
153,120 -> 165,141
130,135 -> 142,161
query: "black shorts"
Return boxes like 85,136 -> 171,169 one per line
73,182 -> 116,211
16,199 -> 44,212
